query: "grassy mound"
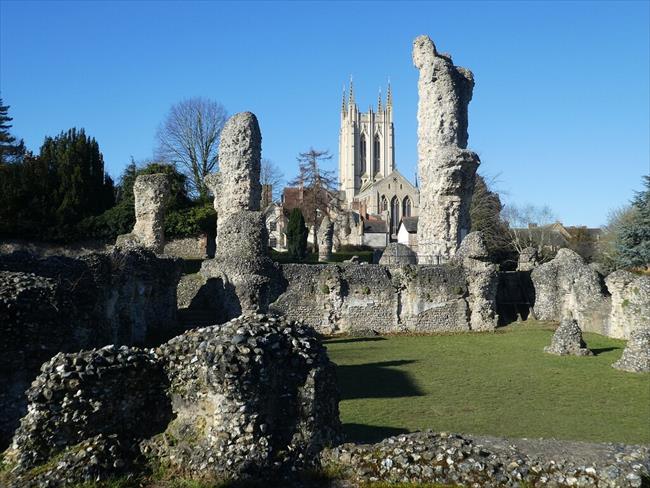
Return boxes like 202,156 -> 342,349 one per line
325,321 -> 650,445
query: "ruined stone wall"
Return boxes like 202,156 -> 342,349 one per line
605,270 -> 650,339
412,35 -> 479,262
270,260 -> 494,335
163,236 -> 212,259
529,249 -> 649,339
0,249 -> 182,450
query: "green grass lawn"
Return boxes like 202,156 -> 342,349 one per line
324,321 -> 650,445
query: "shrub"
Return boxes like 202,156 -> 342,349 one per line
165,205 -> 216,238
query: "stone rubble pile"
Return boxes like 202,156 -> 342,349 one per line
2,314 -> 341,486
321,431 -> 649,488
3,345 -> 171,487
147,313 -> 342,479
544,318 -> 593,356
613,328 -> 650,373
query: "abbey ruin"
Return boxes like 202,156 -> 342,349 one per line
0,35 -> 648,487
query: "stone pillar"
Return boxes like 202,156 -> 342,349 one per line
412,35 -> 480,263
318,216 -> 334,262
116,174 -> 170,253
208,112 -> 262,241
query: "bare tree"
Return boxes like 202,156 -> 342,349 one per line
260,158 -> 284,206
596,205 -> 637,272
155,97 -> 228,199
501,203 -> 558,258
288,148 -> 340,250
470,173 -> 511,260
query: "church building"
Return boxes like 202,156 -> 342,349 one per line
338,80 -> 419,239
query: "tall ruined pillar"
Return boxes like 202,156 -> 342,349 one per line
116,173 -> 170,253
201,112 -> 277,321
206,112 -> 262,242
413,35 -> 480,263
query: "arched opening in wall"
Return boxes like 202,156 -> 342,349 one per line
373,135 -> 381,175
380,195 -> 388,213
359,135 -> 367,175
390,196 -> 400,237
402,197 -> 412,218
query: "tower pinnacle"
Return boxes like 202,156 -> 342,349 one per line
387,81 -> 393,109
378,88 -> 383,112
348,75 -> 354,108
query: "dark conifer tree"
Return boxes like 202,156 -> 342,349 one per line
0,97 -> 26,164
286,208 -> 308,260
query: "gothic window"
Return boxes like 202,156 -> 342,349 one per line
373,135 -> 381,174
402,197 -> 412,218
269,237 -> 277,248
359,134 -> 367,174
269,221 -> 277,232
380,195 -> 388,213
390,196 -> 400,236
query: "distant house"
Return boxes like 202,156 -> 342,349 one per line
362,219 -> 389,248
511,222 -> 602,261
264,202 -> 287,251
397,216 -> 418,251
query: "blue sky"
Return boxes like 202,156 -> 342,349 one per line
1,0 -> 648,227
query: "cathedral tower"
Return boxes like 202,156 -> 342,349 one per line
339,80 -> 395,203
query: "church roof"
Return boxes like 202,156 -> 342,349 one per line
363,219 -> 388,233
356,168 -> 419,199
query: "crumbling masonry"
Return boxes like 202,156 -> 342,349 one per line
116,174 -> 170,253
413,35 -> 479,263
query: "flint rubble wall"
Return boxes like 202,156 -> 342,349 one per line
0,249 -> 182,450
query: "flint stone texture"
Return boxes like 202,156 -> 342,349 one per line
379,242 -> 418,266
146,314 -> 342,479
198,211 -> 282,322
605,270 -> 650,339
269,259 -> 498,335
413,35 -> 479,263
4,345 -> 171,477
2,314 -> 342,486
612,328 -> 650,373
317,215 -> 334,262
0,249 -> 181,450
531,249 -> 608,332
321,431 -> 649,488
544,318 -> 592,356
517,247 -> 539,272
453,232 -> 499,330
206,112 -> 262,241
116,173 -> 170,253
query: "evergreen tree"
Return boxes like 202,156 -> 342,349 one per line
0,97 -> 26,164
617,175 -> 650,269
286,208 -> 308,260
38,128 -> 115,227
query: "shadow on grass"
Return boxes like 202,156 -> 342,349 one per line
590,346 -> 621,356
336,359 -> 423,400
343,423 -> 410,443
325,336 -> 387,345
